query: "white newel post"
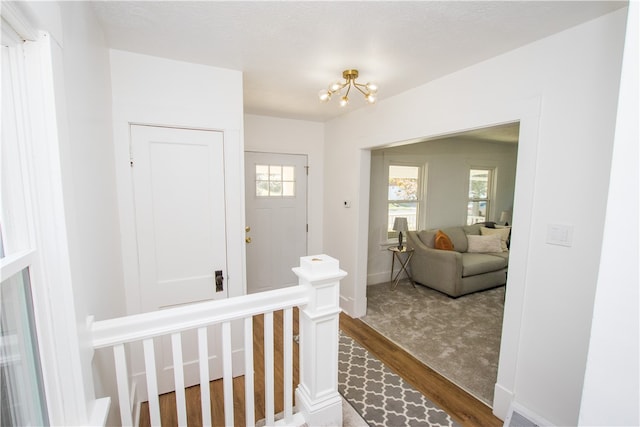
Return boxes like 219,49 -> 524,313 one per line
293,255 -> 347,427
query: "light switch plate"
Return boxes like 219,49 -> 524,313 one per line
546,223 -> 574,247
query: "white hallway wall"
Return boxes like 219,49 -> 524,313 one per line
243,114 -> 324,256
367,139 -> 517,285
323,8 -> 627,427
109,49 -> 245,311
56,5 -> 127,422
579,2 -> 639,425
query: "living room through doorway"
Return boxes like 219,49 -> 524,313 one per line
364,122 -> 519,406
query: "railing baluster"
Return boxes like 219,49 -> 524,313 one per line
198,326 -> 212,426
244,316 -> 255,426
143,339 -> 161,426
113,344 -> 133,427
222,321 -> 234,426
171,332 -> 188,426
283,307 -> 293,420
90,257 -> 346,427
264,311 -> 275,425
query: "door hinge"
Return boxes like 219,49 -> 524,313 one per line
306,224 -> 308,232
304,165 -> 309,175
130,159 -> 134,167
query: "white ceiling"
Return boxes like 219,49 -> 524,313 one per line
92,1 -> 626,123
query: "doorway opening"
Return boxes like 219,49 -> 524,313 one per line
364,122 -> 520,406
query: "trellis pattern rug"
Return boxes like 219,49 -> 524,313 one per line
338,332 -> 460,427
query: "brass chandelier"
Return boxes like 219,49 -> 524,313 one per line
318,69 -> 378,107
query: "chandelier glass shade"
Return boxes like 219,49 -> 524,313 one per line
318,69 -> 378,107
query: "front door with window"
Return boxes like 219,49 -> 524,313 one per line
244,152 -> 307,294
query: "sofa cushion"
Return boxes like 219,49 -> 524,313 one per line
463,222 -> 496,235
462,253 -> 507,277
481,226 -> 511,252
489,251 -> 509,262
417,229 -> 437,248
463,224 -> 482,236
441,227 -> 468,252
435,230 -> 455,250
495,225 -> 512,249
467,234 -> 503,253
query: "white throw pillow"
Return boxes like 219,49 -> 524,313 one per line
467,234 -> 503,253
480,226 -> 511,252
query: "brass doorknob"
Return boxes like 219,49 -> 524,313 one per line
245,237 -> 252,243
245,226 -> 251,232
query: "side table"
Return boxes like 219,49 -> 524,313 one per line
388,247 -> 416,290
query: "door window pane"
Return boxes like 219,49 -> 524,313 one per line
256,164 -> 296,197
1,268 -> 48,426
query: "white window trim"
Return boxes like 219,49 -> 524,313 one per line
1,7 -> 101,422
382,156 -> 427,245
467,166 -> 497,224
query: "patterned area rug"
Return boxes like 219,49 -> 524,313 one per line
338,332 -> 460,427
361,283 -> 505,405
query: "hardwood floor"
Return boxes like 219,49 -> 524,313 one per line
139,309 -> 501,427
340,312 -> 502,427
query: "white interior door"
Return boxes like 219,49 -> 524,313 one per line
131,124 -> 228,393
244,152 -> 307,293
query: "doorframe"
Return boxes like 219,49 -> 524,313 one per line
354,97 -> 542,418
118,123 -> 245,315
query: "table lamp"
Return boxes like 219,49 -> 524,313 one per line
500,210 -> 512,226
393,217 -> 408,250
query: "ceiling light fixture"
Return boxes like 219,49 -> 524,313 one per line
318,69 -> 378,107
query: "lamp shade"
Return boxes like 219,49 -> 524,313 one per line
393,217 -> 408,232
500,210 -> 512,224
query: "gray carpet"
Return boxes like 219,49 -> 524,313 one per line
338,332 -> 460,427
361,282 -> 505,405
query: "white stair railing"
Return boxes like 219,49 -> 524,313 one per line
90,255 -> 346,427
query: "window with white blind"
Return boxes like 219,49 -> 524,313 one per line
387,164 -> 422,239
467,168 -> 494,225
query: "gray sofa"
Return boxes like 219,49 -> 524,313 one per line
406,224 -> 508,297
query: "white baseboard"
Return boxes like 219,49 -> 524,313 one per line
340,294 -> 354,316
367,272 -> 390,285
495,384 -> 556,427
505,402 -> 556,427
493,383 -> 513,420
340,294 -> 367,318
